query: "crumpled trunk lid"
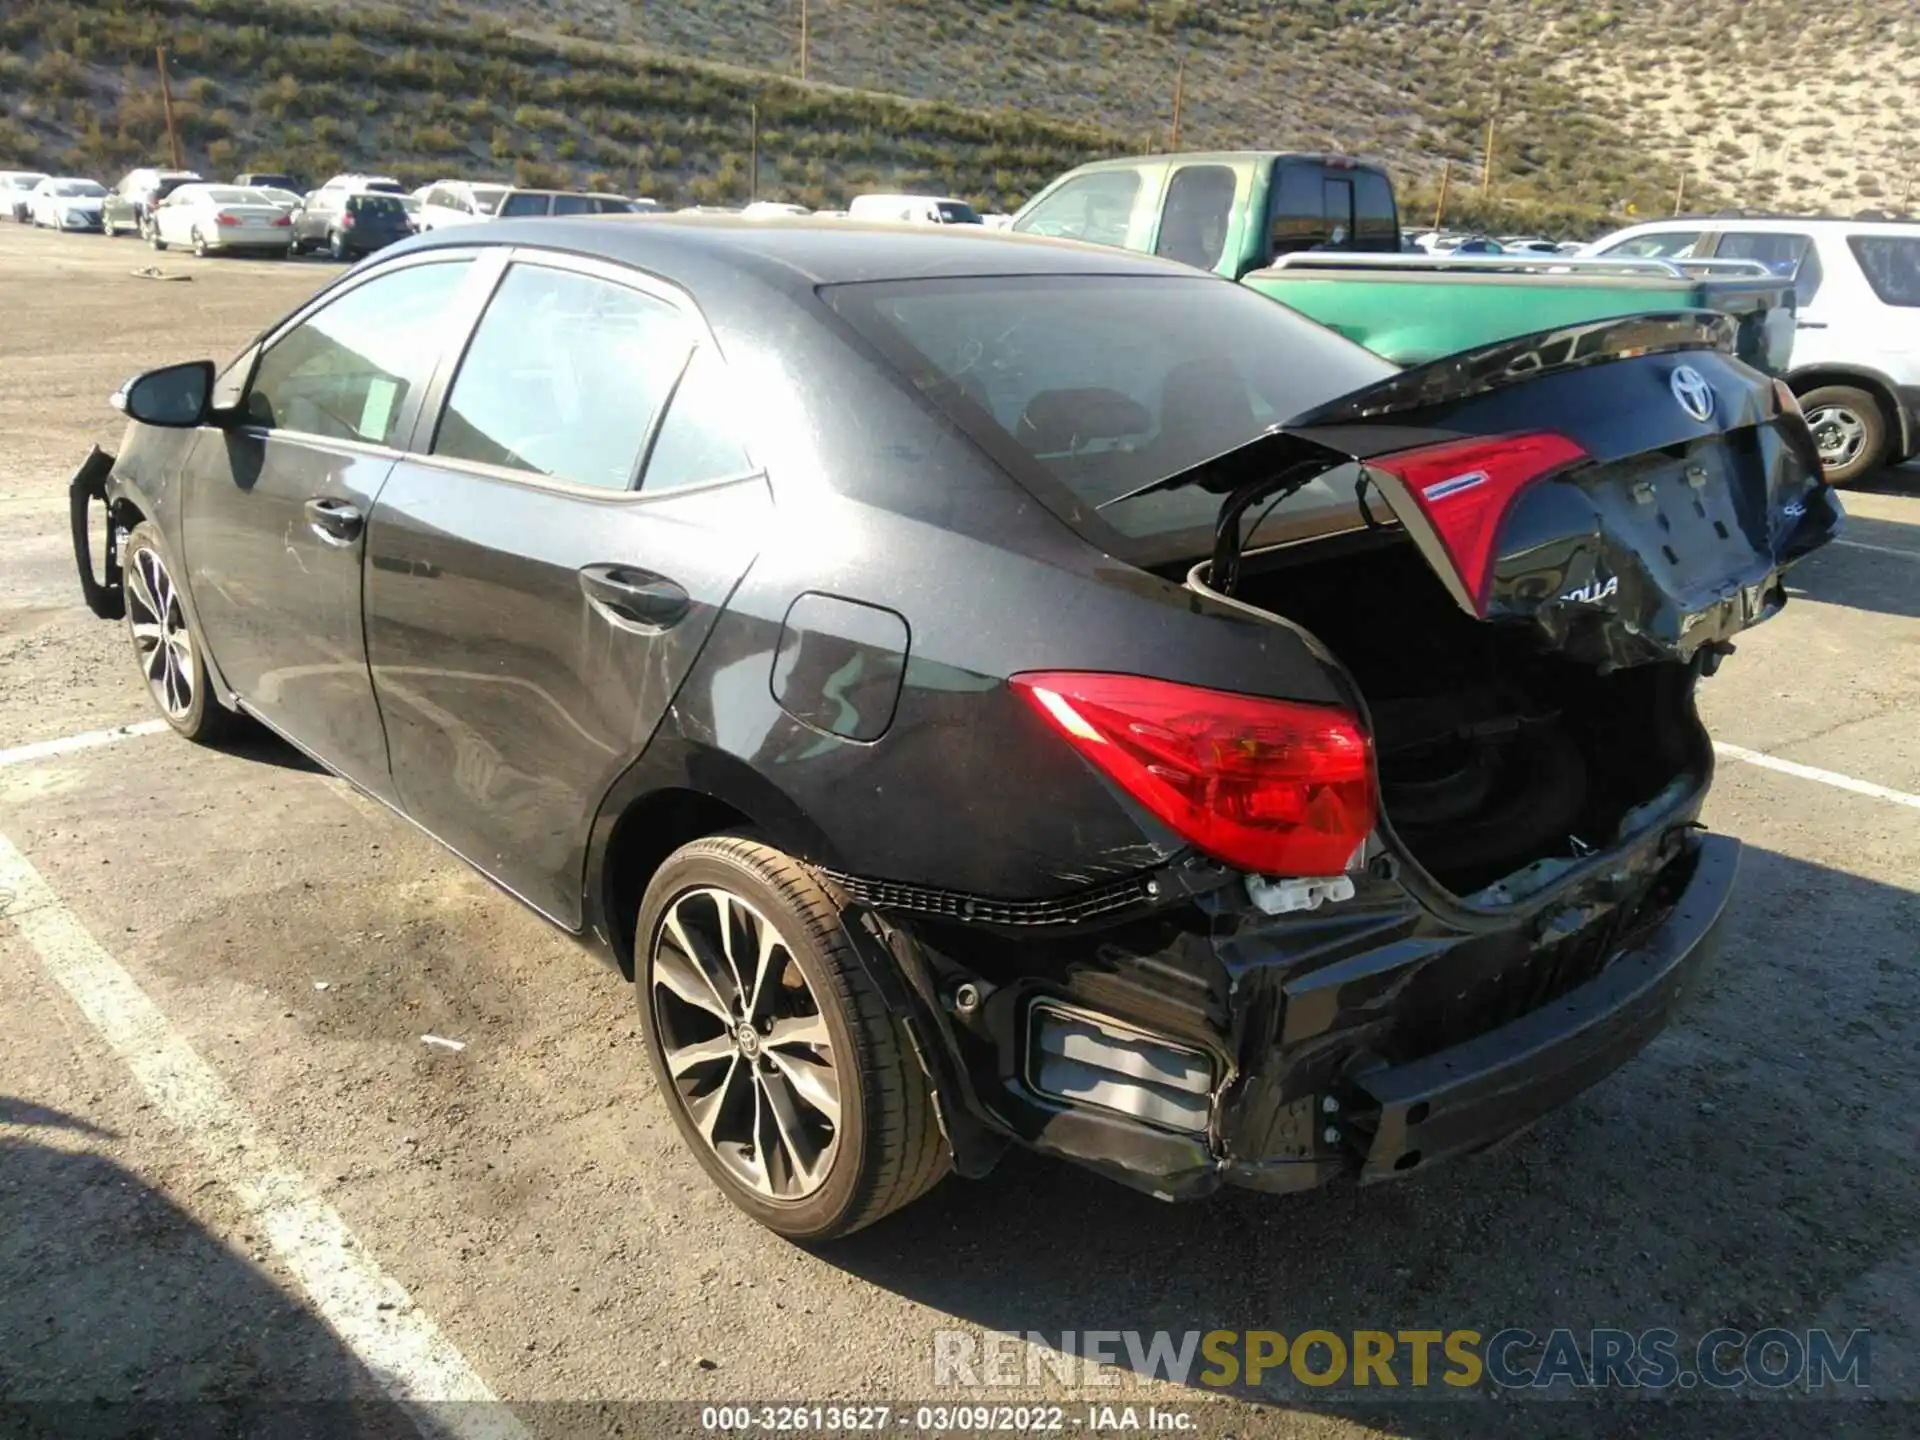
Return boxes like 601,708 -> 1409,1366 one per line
1264,312 -> 1842,670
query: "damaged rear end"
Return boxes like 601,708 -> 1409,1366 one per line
824,279 -> 1835,1202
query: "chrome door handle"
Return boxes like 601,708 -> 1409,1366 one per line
578,564 -> 690,631
304,497 -> 364,545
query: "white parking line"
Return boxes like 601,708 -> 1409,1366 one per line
0,718 -> 169,769
1833,538 -> 1920,562
0,831 -> 528,1440
1715,741 -> 1920,811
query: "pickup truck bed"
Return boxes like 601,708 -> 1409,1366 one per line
1244,253 -> 1796,375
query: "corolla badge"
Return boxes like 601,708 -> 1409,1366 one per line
1671,365 -> 1715,423
1562,574 -> 1620,604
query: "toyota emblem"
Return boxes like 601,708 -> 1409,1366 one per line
1671,365 -> 1715,423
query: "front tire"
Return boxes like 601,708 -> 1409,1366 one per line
122,522 -> 236,744
1799,384 -> 1887,485
637,835 -> 948,1241
148,227 -> 167,252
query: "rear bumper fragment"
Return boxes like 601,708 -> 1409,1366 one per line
1352,833 -> 1737,1180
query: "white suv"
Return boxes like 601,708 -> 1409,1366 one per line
1585,215 -> 1920,482
416,179 -> 511,231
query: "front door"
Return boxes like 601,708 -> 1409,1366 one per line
179,255 -> 479,795
364,256 -> 767,924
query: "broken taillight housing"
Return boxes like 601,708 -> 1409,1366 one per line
1011,672 -> 1376,877
1367,431 -> 1588,613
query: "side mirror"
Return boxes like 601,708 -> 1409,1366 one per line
111,360 -> 216,428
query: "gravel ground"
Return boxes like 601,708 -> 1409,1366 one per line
0,221 -> 1916,1439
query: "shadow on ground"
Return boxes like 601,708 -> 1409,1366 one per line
825,845 -> 1918,1437
1788,509 -> 1920,621
0,1102 -> 415,1438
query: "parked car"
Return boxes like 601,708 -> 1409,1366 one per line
416,180 -> 512,231
1584,214 -> 1920,482
848,193 -> 982,225
28,177 -> 107,231
1498,235 -> 1563,255
494,188 -> 643,217
1,170 -> 50,222
313,172 -> 407,197
1012,153 -> 1396,264
740,201 -> 812,219
291,189 -> 412,259
148,184 -> 294,257
101,168 -> 201,239
232,171 -> 301,194
71,217 -> 1836,1239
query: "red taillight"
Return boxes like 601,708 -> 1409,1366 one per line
1366,432 -> 1587,613
271,213 -> 292,227
341,212 -> 356,228
1011,672 -> 1376,877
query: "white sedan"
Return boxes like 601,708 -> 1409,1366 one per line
150,183 -> 295,256
28,177 -> 107,231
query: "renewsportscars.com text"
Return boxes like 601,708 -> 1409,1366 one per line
932,1327 -> 1871,1392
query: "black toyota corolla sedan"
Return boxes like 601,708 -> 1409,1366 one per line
69,217 -> 1838,1239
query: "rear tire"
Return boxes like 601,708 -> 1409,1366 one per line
327,229 -> 347,261
1799,384 -> 1887,485
148,228 -> 166,252
122,522 -> 237,745
636,835 -> 949,1241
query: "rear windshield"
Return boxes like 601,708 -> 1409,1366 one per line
822,273 -> 1391,558
349,194 -> 406,217
1848,236 -> 1920,307
499,192 -> 552,217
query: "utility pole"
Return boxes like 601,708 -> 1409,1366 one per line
1480,110 -> 1496,199
156,46 -> 183,171
1169,47 -> 1186,150
1433,159 -> 1451,230
1902,165 -> 1915,215
1673,168 -> 1687,216
749,102 -> 759,202
798,0 -> 808,82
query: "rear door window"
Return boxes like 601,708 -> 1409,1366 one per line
498,192 -> 552,217
1153,165 -> 1236,271
551,193 -> 598,216
1267,162 -> 1325,258
1847,235 -> 1920,307
1012,170 -> 1141,249
1713,231 -> 1823,305
641,347 -> 755,492
1353,169 -> 1398,249
433,263 -> 693,489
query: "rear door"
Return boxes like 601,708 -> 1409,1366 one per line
178,253 -> 482,797
363,251 -> 768,925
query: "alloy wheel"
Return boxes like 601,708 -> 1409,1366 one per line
649,886 -> 841,1200
126,546 -> 195,718
1806,403 -> 1867,471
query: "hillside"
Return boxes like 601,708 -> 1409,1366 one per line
2,0 -> 1717,233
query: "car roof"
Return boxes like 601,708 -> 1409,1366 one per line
1616,215 -> 1920,237
400,214 -> 1203,290
1060,150 -> 1388,171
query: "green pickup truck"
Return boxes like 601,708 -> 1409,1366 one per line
1010,151 -> 1794,374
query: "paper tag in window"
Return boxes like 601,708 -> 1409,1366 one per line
358,378 -> 397,442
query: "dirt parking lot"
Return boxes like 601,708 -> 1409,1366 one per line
1,221 -> 1916,1439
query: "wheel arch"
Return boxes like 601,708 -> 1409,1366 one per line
582,736 -> 841,978
1788,363 -> 1911,458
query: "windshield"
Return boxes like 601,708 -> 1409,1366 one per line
823,273 -> 1392,558
935,201 -> 981,224
8,174 -> 49,191
52,180 -> 106,197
